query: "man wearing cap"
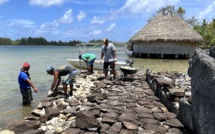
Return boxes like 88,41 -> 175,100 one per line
18,62 -> 38,105
79,53 -> 96,75
46,65 -> 78,99
100,38 -> 117,79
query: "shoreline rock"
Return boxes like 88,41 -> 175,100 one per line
2,71 -> 188,134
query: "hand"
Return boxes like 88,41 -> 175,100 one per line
100,59 -> 103,63
34,88 -> 38,93
114,58 -> 117,62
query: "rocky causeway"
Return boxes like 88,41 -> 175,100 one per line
1,70 -> 189,134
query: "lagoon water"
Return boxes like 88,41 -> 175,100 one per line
0,45 -> 189,130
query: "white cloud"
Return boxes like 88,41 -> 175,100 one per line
29,0 -> 65,7
107,23 -> 116,32
90,16 -> 105,24
59,9 -> 73,23
198,2 -> 215,20
9,19 -> 35,28
39,20 -> 59,30
0,0 -> 9,5
36,20 -> 59,35
77,11 -> 86,22
90,29 -> 102,36
115,0 -> 180,15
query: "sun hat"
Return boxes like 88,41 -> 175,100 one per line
46,66 -> 54,74
103,38 -> 108,43
22,62 -> 30,68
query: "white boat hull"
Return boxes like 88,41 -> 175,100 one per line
67,59 -> 126,70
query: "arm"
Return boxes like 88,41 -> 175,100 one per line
113,50 -> 116,58
50,71 -> 59,90
55,76 -> 61,90
26,79 -> 38,93
100,51 -> 104,60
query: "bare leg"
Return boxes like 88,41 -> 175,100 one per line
91,65 -> 93,73
69,83 -> 73,96
63,83 -> 67,94
112,68 -> 116,79
104,69 -> 108,77
87,65 -> 91,74
110,62 -> 116,79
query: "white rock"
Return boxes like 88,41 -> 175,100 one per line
0,130 -> 15,134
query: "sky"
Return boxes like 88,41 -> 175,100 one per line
0,0 -> 215,42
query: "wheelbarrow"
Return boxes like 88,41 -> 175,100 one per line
120,65 -> 144,80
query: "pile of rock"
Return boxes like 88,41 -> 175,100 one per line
2,72 -> 188,134
146,69 -> 191,114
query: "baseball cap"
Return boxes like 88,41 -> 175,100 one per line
22,62 -> 30,68
78,55 -> 82,59
46,66 -> 53,74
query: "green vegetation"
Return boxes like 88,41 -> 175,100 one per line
194,19 -> 215,48
0,37 -> 82,46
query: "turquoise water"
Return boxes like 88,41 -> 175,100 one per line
0,45 -> 189,130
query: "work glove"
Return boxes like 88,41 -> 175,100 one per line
114,58 -> 117,62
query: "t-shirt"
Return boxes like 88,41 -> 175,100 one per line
18,71 -> 30,90
81,54 -> 96,61
101,43 -> 116,62
56,66 -> 75,76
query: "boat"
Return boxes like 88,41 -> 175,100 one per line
67,59 -> 126,70
67,43 -> 131,70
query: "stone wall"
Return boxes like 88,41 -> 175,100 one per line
188,48 -> 215,134
146,47 -> 215,134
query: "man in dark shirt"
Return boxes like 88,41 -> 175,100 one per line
46,65 -> 78,99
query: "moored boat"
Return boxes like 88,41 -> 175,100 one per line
67,59 -> 126,70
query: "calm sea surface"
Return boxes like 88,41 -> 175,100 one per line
0,45 -> 189,130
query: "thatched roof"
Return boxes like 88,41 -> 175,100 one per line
130,12 -> 204,42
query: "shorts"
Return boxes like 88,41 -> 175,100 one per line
86,58 -> 96,66
20,89 -> 33,105
63,70 -> 78,85
103,62 -> 115,70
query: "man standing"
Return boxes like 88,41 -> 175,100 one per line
79,53 -> 96,75
46,65 -> 78,99
18,62 -> 38,105
100,38 -> 117,79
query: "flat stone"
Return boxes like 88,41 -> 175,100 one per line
138,113 -> 154,119
151,107 -> 162,113
41,101 -> 53,108
75,110 -> 101,129
153,113 -> 167,121
165,118 -> 184,128
138,130 -> 156,134
101,113 -> 118,120
118,113 -> 138,122
155,125 -> 169,134
110,123 -> 122,132
140,118 -> 160,124
122,121 -> 138,130
64,127 -> 82,133
143,124 -> 159,130
109,100 -> 124,106
119,129 -> 137,134
134,107 -> 152,114
101,123 -> 110,130
168,88 -> 185,97
165,112 -> 177,119
101,117 -> 117,124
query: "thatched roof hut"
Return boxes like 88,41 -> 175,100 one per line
129,10 -> 204,58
